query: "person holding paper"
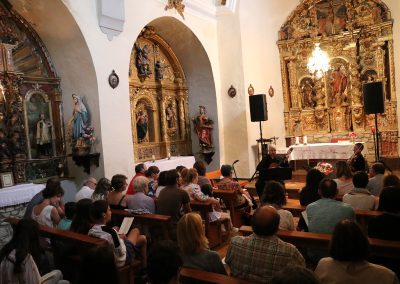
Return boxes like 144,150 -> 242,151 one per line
88,200 -> 147,268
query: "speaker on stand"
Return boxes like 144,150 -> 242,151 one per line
363,81 -> 385,163
249,94 -> 268,182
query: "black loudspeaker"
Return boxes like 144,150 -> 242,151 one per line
363,82 -> 385,114
249,94 -> 268,122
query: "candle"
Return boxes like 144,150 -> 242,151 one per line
167,152 -> 171,159
303,135 -> 307,145
295,137 -> 300,145
151,155 -> 155,161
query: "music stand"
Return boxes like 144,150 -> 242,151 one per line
264,167 -> 293,181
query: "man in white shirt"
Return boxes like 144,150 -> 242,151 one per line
366,163 -> 385,196
343,171 -> 376,210
75,177 -> 97,201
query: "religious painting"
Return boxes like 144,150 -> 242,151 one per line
328,59 -> 349,107
299,77 -> 316,108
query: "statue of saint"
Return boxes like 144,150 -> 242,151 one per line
193,106 -> 213,149
166,104 -> 176,128
136,111 -> 148,143
68,94 -> 89,142
330,65 -> 348,105
36,113 -> 52,156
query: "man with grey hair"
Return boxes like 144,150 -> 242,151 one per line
75,177 -> 97,201
126,176 -> 155,213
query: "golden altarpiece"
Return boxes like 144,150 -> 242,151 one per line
0,2 -> 66,184
277,0 -> 397,160
130,27 -> 192,162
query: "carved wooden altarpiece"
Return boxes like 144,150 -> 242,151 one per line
130,26 -> 192,162
277,0 -> 397,159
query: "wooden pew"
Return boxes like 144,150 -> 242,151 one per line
239,226 -> 400,260
246,181 -> 302,199
180,267 -> 253,284
5,217 -> 140,284
111,209 -> 172,240
206,170 -> 248,188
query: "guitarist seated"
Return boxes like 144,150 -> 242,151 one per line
255,145 -> 291,198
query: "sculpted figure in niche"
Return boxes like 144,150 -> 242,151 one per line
136,110 -> 148,143
300,79 -> 316,108
315,109 -> 326,131
193,106 -> 213,149
352,105 -> 364,127
36,113 -> 52,156
330,65 -> 348,105
166,103 -> 176,128
135,43 -> 152,77
68,94 -> 89,142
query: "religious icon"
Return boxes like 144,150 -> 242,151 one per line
36,113 -> 52,156
192,106 -> 213,150
108,70 -> 119,89
68,94 -> 89,143
136,110 -> 148,143
166,103 -> 176,129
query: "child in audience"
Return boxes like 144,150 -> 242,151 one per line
145,166 -> 160,196
70,198 -> 93,234
88,200 -> 147,268
58,202 -> 76,230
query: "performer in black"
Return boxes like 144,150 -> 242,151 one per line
255,145 -> 290,198
347,142 -> 366,172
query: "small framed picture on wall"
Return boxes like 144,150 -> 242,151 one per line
0,172 -> 14,188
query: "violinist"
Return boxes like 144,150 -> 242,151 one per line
347,142 -> 366,172
255,145 -> 290,198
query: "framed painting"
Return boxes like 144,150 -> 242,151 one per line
0,172 -> 14,187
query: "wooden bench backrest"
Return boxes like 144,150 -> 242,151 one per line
180,267 -> 253,284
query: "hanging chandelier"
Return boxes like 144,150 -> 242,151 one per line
307,43 -> 330,78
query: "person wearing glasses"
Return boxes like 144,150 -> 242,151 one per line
76,177 -> 97,202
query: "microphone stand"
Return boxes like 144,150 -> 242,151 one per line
232,162 -> 239,182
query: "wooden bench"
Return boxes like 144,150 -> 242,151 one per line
213,189 -> 250,228
5,217 -> 140,284
246,181 -> 302,199
206,170 -> 248,188
190,200 -> 229,248
180,267 -> 253,284
239,226 -> 400,260
110,209 -> 172,240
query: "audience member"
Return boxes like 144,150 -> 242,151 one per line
126,176 -> 155,213
57,202 -> 76,230
315,219 -> 399,284
226,206 -> 305,283
300,169 -> 325,206
147,240 -> 182,284
255,145 -> 289,198
261,181 -> 294,230
343,171 -> 376,210
156,169 -> 191,224
88,200 -> 147,268
367,162 -> 385,196
126,163 -> 147,195
333,161 -> 353,196
32,183 -> 65,227
75,177 -> 97,202
24,178 -> 62,219
348,143 -> 366,172
70,198 -> 93,235
307,179 -> 355,234
193,160 -> 211,188
78,246 -> 118,284
108,174 -> 128,210
154,171 -> 167,198
0,219 -> 69,284
177,212 -> 226,274
383,174 -> 400,188
175,165 -> 186,175
272,265 -> 319,284
145,166 -> 160,196
91,178 -> 112,201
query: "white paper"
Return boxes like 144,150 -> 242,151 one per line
301,211 -> 309,226
118,217 -> 134,235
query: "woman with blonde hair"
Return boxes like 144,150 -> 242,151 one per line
333,161 -> 353,196
177,212 -> 226,275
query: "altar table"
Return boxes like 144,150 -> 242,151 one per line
142,156 -> 196,172
288,142 -> 359,161
0,183 -> 45,208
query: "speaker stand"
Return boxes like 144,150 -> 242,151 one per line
373,114 -> 393,173
250,121 -> 265,183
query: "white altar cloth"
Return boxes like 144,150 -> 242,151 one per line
141,156 -> 196,172
0,183 -> 45,207
288,142 -> 359,161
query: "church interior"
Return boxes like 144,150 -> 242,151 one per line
1,0 -> 400,283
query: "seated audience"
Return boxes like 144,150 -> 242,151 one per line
348,143 -> 366,172
300,169 -> 325,206
367,162 -> 385,196
177,212 -> 226,274
145,166 -> 159,196
88,200 -> 147,268
333,161 -> 354,196
383,174 -> 400,188
193,160 -> 211,188
157,169 -> 191,225
272,265 -> 319,284
78,246 -> 118,284
0,219 -> 69,284
182,168 -> 219,205
126,163 -> 147,195
261,181 -> 295,230
32,182 -> 65,227
307,179 -> 355,234
226,206 -> 305,283
108,174 -> 128,210
75,177 -> 97,202
24,178 -> 62,219
57,202 -> 76,230
91,177 -> 112,201
216,164 -> 251,208
147,240 -> 182,284
315,219 -> 399,284
70,198 -> 93,234
343,171 -> 376,210
126,176 -> 155,213
154,171 -> 167,198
